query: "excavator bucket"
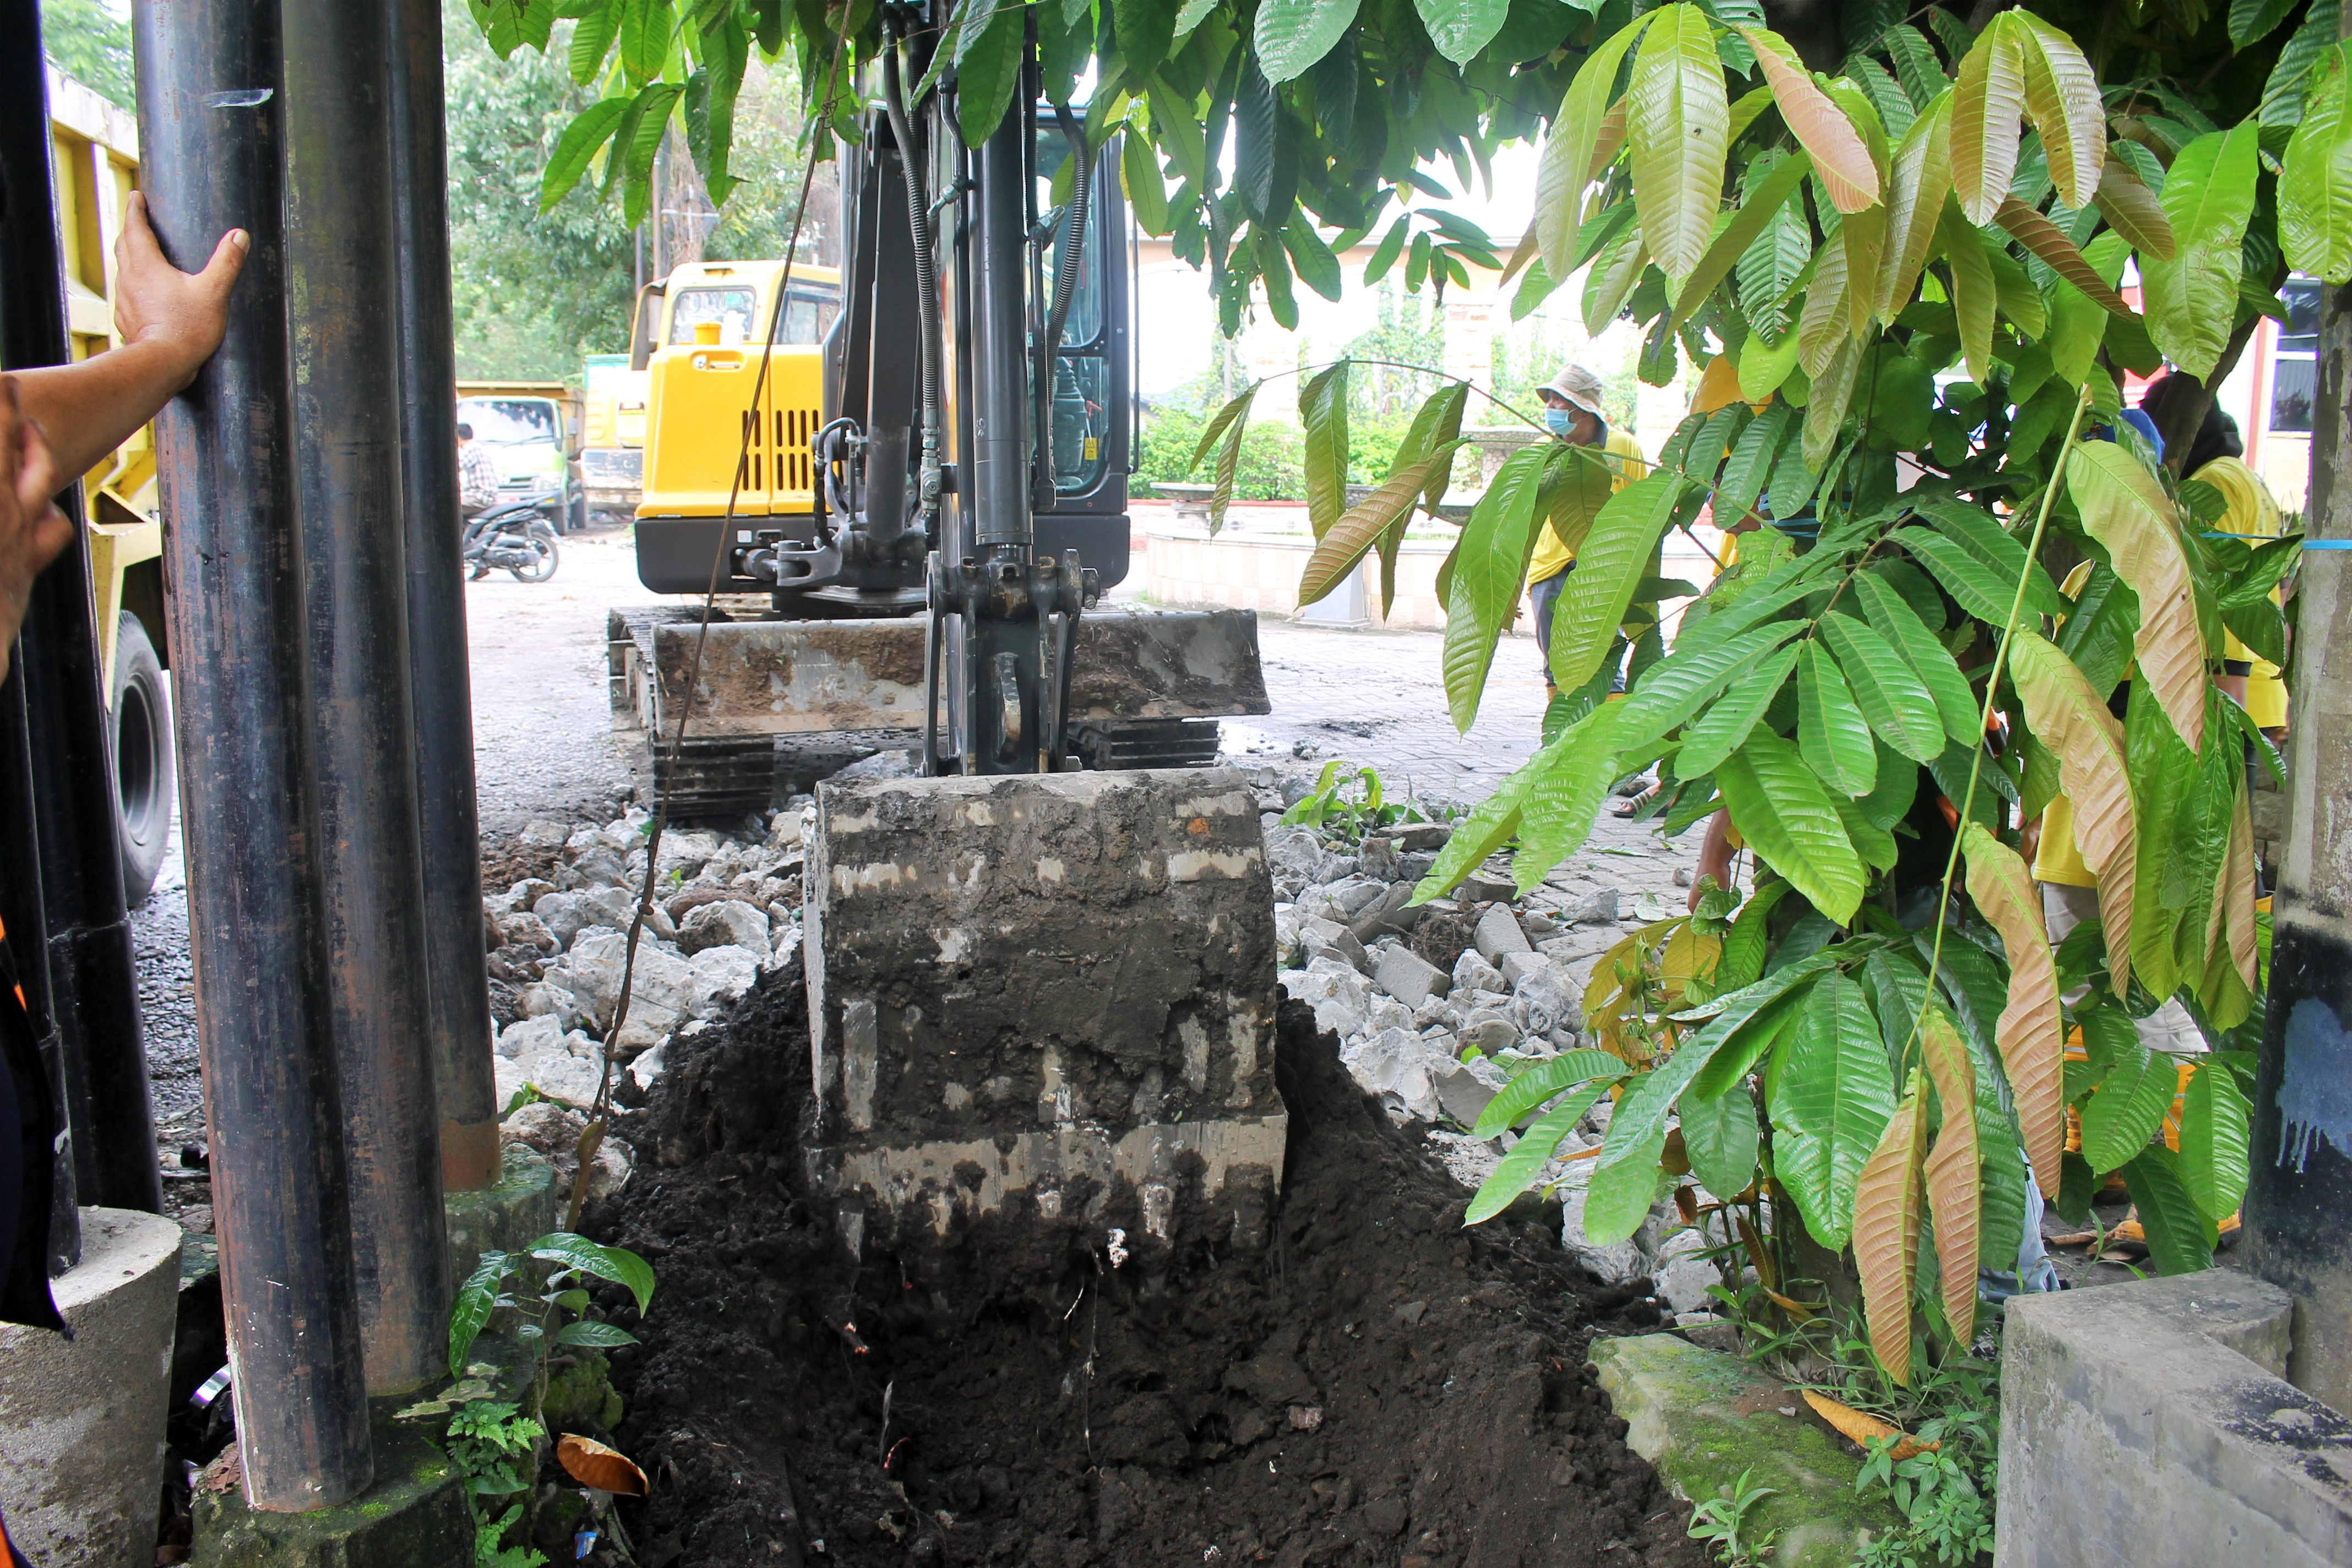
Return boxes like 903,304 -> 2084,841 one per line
803,766 -> 1286,1267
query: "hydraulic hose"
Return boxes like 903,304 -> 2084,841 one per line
882,33 -> 945,540
1044,103 -> 1092,360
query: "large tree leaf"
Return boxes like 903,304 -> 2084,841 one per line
2093,155 -> 2176,263
1677,641 -> 1799,777
1960,824 -> 2066,1187
1914,498 -> 2066,615
1255,0 -> 1362,83
1854,1074 -> 1928,1384
1875,92 -> 1953,317
1797,640 -> 1880,796
1513,702 -> 1638,886
1769,972 -> 1897,1251
1582,224 -> 1652,336
1712,400 -> 1796,526
541,96 -> 634,211
1682,1084 -> 1761,1199
2282,43 -> 2352,283
1616,620 -> 1803,743
2065,440 -> 2207,755
570,1 -> 622,83
1798,216 -> 1853,377
1534,17 -> 1653,281
2011,12 -> 2102,208
2219,778 -> 2261,992
1444,446 -> 1557,731
1629,3 -> 1730,286
2177,1057 -> 2251,1223
619,0 -> 674,82
2141,123 -> 2261,380
1298,362 -> 1351,541
1464,1086 -> 1614,1223
2078,1031 -> 2178,1174
1473,1050 -> 1634,1139
2232,0 -> 2301,47
1937,204 -> 1997,386
1544,469 -> 1691,694
1899,525 -> 2029,630
1850,571 -> 1978,744
1739,28 -> 1879,212
953,0 -> 1028,146
1995,198 -> 2135,317
1918,1006 -> 1981,1344
1949,14 -> 2027,226
1672,151 -> 1812,324
1416,0 -> 1512,67
2121,1145 -> 2216,1274
1818,612 -> 1947,763
1714,729 -> 1866,924
2008,632 -> 2137,990
1298,445 -> 1459,606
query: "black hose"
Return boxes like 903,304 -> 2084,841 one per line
1044,103 -> 1092,358
883,34 -> 944,534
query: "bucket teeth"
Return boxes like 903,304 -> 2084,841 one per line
803,767 -> 1287,1263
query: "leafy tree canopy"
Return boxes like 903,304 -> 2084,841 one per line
42,0 -> 137,110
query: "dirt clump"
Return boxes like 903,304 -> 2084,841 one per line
581,965 -> 1705,1567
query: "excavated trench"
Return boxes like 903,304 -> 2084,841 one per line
576,964 -> 1711,1568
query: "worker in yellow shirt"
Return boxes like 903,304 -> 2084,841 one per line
1525,364 -> 1647,697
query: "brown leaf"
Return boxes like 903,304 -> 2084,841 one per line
2219,778 -> 2260,990
1588,96 -> 1629,185
1960,824 -> 2066,1189
1995,197 -> 2136,317
2065,440 -> 2207,755
558,1434 -> 650,1498
1918,1009 -> 1981,1346
1740,28 -> 1881,212
1297,446 -> 1455,607
1854,1075 -> 1926,1386
2008,632 -> 2138,992
1800,1389 -> 1940,1460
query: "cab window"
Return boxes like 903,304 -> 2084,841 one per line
666,286 -> 758,345
456,398 -> 558,444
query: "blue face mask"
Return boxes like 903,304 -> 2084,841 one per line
1543,407 -> 1577,436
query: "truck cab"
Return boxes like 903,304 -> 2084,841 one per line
579,351 -> 643,527
455,380 -> 586,532
628,259 -> 841,593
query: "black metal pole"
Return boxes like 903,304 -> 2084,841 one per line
0,0 -> 160,1218
970,113 -> 1032,554
279,0 -> 449,1397
0,672 -> 79,1276
130,0 -> 373,1507
388,0 -> 498,1195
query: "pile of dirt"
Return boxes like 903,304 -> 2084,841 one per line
580,964 -> 1707,1567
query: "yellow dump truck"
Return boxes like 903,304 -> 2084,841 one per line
626,258 -> 841,593
48,66 -> 175,900
578,351 -> 641,526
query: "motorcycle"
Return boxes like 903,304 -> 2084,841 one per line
464,492 -> 560,583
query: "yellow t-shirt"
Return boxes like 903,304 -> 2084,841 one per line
2195,455 -> 2288,729
1527,427 -> 1650,584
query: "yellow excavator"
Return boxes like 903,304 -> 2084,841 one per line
605,27 -> 1284,1272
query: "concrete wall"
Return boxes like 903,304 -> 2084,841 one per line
1998,1270 -> 2352,1567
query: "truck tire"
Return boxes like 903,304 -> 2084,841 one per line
112,612 -> 174,903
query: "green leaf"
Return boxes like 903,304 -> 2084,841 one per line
1679,641 -> 1798,780
1298,362 -> 1351,540
1797,639 -> 1879,796
1146,75 -> 1208,190
1464,1089 -> 1609,1224
1545,469 -> 1692,695
1939,206 -> 1997,387
1672,150 -> 1812,326
2121,1145 -> 2217,1274
1899,525 -> 2032,630
1915,499 -> 2066,617
1716,880 -> 1794,994
2076,1036 -> 2177,1175
1473,1051 -> 1633,1139
2177,1058 -> 2251,1223
1950,14 -> 2027,225
529,1233 -> 656,1315
2263,0 -> 2343,129
1712,401 -> 1796,527
619,0 -> 673,81
1581,225 -> 1652,336
2010,12 -> 2102,208
540,96 -> 634,212
1818,611 -> 1947,764
1298,443 -> 1460,607
1714,729 -> 1865,925
1284,222 -> 1345,301
570,0 -> 622,83
1444,446 -> 1557,730
1416,0 -> 1512,66
1682,1084 -> 1761,1198
1513,701 -> 1641,885
2141,123 -> 2261,382
1629,3 -> 1730,285
2282,43 -> 2352,283
1768,972 -> 1898,1250
1121,130 -> 1172,235
1110,0 -> 1177,80
1534,15 -> 1653,282
449,1252 -> 512,1378
1617,619 -> 1803,742
1849,571 -> 1978,745
553,1320 -> 641,1348
1255,0 -> 1362,83
2231,0 -> 2300,46
954,0 -> 1028,146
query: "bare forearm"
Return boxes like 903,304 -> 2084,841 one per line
13,340 -> 201,487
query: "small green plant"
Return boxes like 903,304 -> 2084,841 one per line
1685,1467 -> 1779,1567
437,1233 -> 657,1567
1278,760 -> 1430,846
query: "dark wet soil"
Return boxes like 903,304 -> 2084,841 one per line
580,963 -> 1707,1568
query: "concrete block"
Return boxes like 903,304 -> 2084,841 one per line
1498,950 -> 1549,988
445,1145 -> 560,1289
1591,1334 -> 1899,1566
1298,915 -> 1369,973
1998,1270 -> 2352,1568
1430,1055 -> 1497,1126
1474,902 -> 1533,962
0,1208 -> 181,1568
805,769 -> 1286,1260
190,1397 -> 468,1567
1373,945 -> 1449,1008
